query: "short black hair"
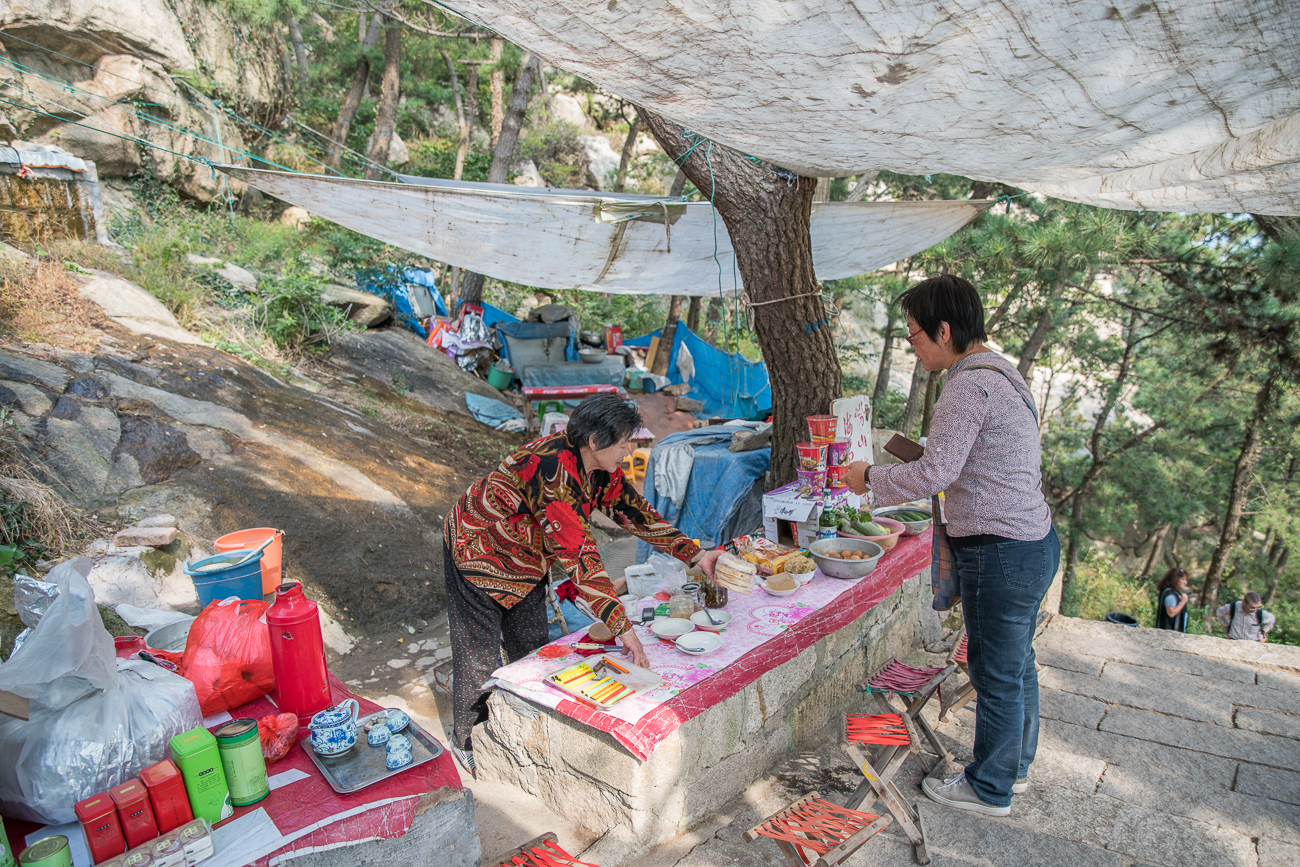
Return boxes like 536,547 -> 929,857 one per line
565,393 -> 643,450
896,275 -> 987,352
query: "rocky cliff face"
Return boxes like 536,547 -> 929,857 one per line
0,0 -> 287,200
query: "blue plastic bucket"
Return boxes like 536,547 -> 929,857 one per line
185,550 -> 265,607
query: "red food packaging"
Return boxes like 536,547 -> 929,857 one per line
138,759 -> 194,833
74,792 -> 126,864
109,779 -> 159,849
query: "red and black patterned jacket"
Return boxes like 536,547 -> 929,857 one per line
445,432 -> 700,635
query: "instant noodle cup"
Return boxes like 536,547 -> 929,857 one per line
807,415 -> 837,444
826,439 -> 850,467
796,468 -> 825,499
825,464 -> 849,489
796,442 -> 827,471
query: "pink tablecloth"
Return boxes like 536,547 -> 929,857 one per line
491,532 -> 932,761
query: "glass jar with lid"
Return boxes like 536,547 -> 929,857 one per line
668,593 -> 694,620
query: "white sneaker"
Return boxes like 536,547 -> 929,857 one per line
1012,777 -> 1028,794
922,772 -> 1010,817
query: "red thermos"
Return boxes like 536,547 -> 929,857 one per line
266,582 -> 331,726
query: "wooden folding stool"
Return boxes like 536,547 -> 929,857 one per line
938,630 -> 977,723
744,792 -> 892,867
841,712 -> 932,864
493,831 -> 602,867
860,659 -> 956,770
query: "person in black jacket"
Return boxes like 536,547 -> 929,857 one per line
1155,567 -> 1190,632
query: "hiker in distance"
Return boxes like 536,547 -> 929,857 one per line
1216,591 -> 1276,642
1155,567 -> 1191,632
847,275 -> 1058,819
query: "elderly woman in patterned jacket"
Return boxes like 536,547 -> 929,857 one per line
443,393 -> 722,775
846,275 -> 1059,818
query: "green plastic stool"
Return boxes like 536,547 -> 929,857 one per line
536,400 -> 564,427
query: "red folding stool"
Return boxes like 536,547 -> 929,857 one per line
744,792 -> 892,867
938,629 -> 977,723
841,711 -> 933,864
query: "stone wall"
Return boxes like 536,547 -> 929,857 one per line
473,570 -> 929,850
0,159 -> 105,244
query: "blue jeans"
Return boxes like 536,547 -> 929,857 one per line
954,526 -> 1060,807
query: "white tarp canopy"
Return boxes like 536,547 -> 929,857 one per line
218,166 -> 989,295
444,0 -> 1300,215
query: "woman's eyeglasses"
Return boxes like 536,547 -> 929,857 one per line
905,327 -> 924,346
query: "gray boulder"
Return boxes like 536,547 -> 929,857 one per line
320,284 -> 392,329
77,271 -> 206,345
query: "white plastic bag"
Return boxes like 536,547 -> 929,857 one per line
0,659 -> 201,823
0,557 -> 115,705
646,551 -> 687,594
0,558 -> 202,824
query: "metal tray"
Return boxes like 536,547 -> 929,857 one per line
300,711 -> 445,794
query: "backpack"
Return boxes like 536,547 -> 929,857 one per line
1224,599 -> 1263,633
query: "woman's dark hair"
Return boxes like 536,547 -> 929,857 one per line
896,275 -> 987,352
1156,567 -> 1187,595
565,393 -> 643,450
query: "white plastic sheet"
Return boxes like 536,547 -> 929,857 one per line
443,0 -> 1300,214
218,166 -> 988,295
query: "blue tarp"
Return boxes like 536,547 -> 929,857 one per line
625,325 -> 770,420
635,428 -> 770,562
465,392 -> 524,428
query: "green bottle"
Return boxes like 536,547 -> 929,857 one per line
1,816 -> 16,867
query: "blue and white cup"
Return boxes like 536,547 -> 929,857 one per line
385,746 -> 412,770
382,709 -> 410,733
367,723 -> 391,746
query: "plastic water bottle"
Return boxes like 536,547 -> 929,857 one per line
265,582 -> 332,726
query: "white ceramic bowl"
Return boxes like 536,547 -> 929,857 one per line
759,578 -> 799,597
675,631 -> 723,655
786,567 -> 816,586
690,609 -> 732,632
650,618 -> 695,642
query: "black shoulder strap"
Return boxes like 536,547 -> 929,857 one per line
963,363 -> 1038,423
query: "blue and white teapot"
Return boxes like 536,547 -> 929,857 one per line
308,699 -> 360,756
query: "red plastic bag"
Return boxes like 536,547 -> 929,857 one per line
258,712 -> 299,763
179,598 -> 275,715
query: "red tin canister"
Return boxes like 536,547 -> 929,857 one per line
108,780 -> 158,849
73,793 -> 126,864
266,582 -> 331,726
138,760 -> 193,833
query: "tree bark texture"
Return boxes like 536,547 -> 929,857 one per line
325,12 -> 383,170
669,169 -> 688,198
614,116 -> 640,193
489,38 -> 504,149
287,18 -> 310,85
898,361 -> 928,435
1016,285 -> 1059,380
653,295 -> 683,376
364,24 -> 401,180
1201,376 -> 1275,621
920,371 -> 940,438
460,54 -> 537,306
639,108 -> 840,484
686,296 -> 702,333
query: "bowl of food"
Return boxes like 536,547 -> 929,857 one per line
808,538 -> 885,580
783,553 -> 817,585
837,515 -> 905,550
675,631 -> 723,655
759,573 -> 799,597
871,505 -> 933,536
650,617 -> 695,643
578,348 -> 608,364
690,609 -> 732,632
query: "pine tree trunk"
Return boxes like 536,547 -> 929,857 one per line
364,25 -> 401,180
652,295 -> 683,376
287,18 -> 310,85
686,296 -> 702,333
325,12 -> 382,171
669,169 -> 688,198
1062,489 -> 1086,599
640,109 -> 840,484
872,326 -> 895,406
1017,295 -> 1056,379
898,362 -> 928,435
1202,376 -> 1275,622
489,38 -> 504,149
1139,524 -> 1169,579
919,371 -> 940,437
614,116 -> 640,193
460,54 -> 537,306
442,51 -> 469,180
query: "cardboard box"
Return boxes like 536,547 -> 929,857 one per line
762,482 -> 863,548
